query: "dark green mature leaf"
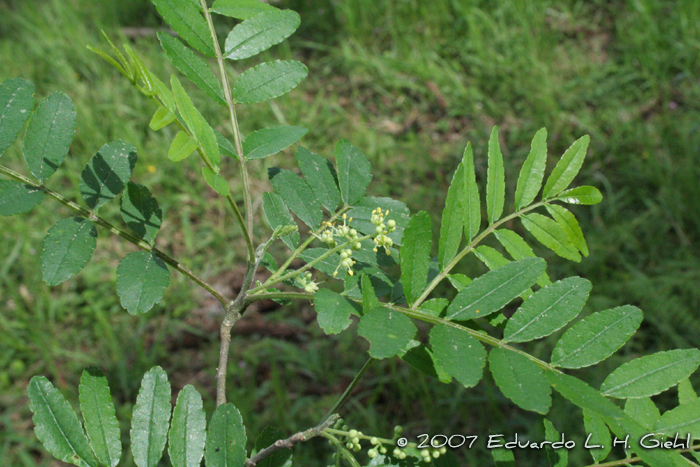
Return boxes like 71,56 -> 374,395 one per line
168,385 -> 206,467
550,305 -> 643,369
445,258 -> 546,320
80,140 -> 137,211
361,273 -> 381,315
269,168 -> 322,228
149,106 -> 177,131
335,139 -> 372,206
120,182 -> 162,245
130,367 -> 171,467
79,368 -> 121,467
0,180 -> 44,215
461,143 -> 480,241
116,251 -> 170,315
493,229 -> 550,287
313,288 -> 356,334
654,398 -> 700,438
41,218 -> 97,286
438,163 -> 464,268
625,398 -> 660,430
262,192 -> 298,249
152,0 -> 215,57
546,204 -> 588,257
514,128 -> 547,210
211,0 -> 277,20
158,33 -> 225,105
447,273 -> 471,291
554,186 -> 603,205
347,196 -> 409,245
583,410 -> 611,464
169,132 -> 199,162
171,76 -> 220,167
486,126 -> 505,224
216,130 -> 238,160
542,134 -> 590,199
542,419 -> 567,467
401,211 -> 431,306
401,342 -> 450,383
23,92 -> 76,182
202,167 -> 231,196
0,77 -> 35,156
473,245 -> 509,271
253,427 -> 292,467
521,213 -> 580,262
489,348 -> 551,414
601,349 -> 700,399
504,277 -> 591,343
224,10 -> 300,60
28,376 -> 97,467
245,126 -> 308,160
234,60 -> 307,104
491,445 -> 516,467
299,248 -> 345,279
296,146 -> 340,211
205,403 -> 247,467
357,306 -> 416,359
430,324 -> 486,387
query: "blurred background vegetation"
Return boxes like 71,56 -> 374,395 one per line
1,0 -> 699,465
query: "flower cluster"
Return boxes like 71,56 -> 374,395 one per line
370,207 -> 396,255
298,272 -> 318,293
316,213 -> 362,276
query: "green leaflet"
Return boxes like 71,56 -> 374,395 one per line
360,274 -> 380,314
80,140 -> 137,211
520,212 -> 580,262
245,126 -> 308,160
79,368 -> 121,467
171,75 -> 220,167
149,106 -> 177,131
554,186 -> 603,205
120,182 -> 163,245
486,126 -> 505,224
116,251 -> 170,315
654,397 -> 700,438
550,305 -> 643,369
299,248 -> 345,280
28,376 -> 97,467
0,180 -> 44,216
624,398 -> 660,430
461,143 -> 481,241
493,229 -> 550,287
514,128 -> 547,210
262,192 -> 298,249
335,139 -> 372,206
490,444 -> 515,467
313,288 -> 356,334
542,134 -> 590,199
169,132 -> 199,162
503,277 -> 591,343
168,385 -> 206,467
542,419 -> 567,467
216,130 -> 238,160
401,342 -> 451,383
445,257 -> 545,320
0,77 -> 35,156
130,366 -> 171,467
357,306 -> 416,359
343,262 -> 395,298
211,0 -> 277,20
545,204 -> 588,257
41,217 -> 97,286
205,403 -> 247,467
253,427 -> 292,467
582,410 -> 611,464
347,196 -> 409,246
295,146 -> 340,211
447,273 -> 471,291
224,10 -> 300,60
400,211 -> 431,306
473,245 -> 509,270
202,166 -> 231,196
489,348 -> 551,414
269,168 -> 322,228
158,32 -> 226,105
234,60 -> 308,104
430,324 -> 486,388
151,0 -> 215,57
438,163 -> 464,268
23,92 -> 76,182
601,349 -> 700,399
679,377 -> 698,405
419,298 -> 449,317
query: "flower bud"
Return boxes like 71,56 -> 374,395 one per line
387,219 -> 396,230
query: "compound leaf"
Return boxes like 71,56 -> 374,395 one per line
80,140 -> 137,211
205,403 -> 247,467
269,168 -> 322,228
130,366 -> 171,467
546,204 -> 588,257
41,217 -> 97,286
554,186 -> 603,205
0,77 -> 35,156
262,192 -> 298,249
461,143 -> 480,241
202,167 -> 231,196
401,211 -> 431,306
521,213 -> 580,262
430,324 -> 486,388
169,132 -> 199,162
335,139 -> 372,206
116,251 -> 170,315
583,410 -> 611,464
211,0 -> 277,20
313,289 -> 357,334
438,163 -> 464,268
489,347 -> 551,414
357,306 -> 416,359
168,385 -> 206,467
514,128 -> 547,210
152,0 -> 215,57
654,398 -> 700,438
120,182 -> 163,245
245,126 -> 308,160
295,146 -> 340,211
543,134 -> 590,199
0,180 -> 44,216
79,367 -> 121,467
224,10 -> 300,60
486,126 -> 505,224
234,60 -> 307,104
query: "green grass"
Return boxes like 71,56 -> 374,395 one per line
1,0 -> 700,465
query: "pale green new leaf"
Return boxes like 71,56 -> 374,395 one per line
169,132 -> 199,162
130,366 -> 171,467
234,60 -> 308,104
583,410 -> 611,464
225,10 -> 300,60
205,403 -> 247,467
543,419 -> 567,467
116,251 -> 170,315
158,32 -> 225,105
542,134 -> 590,199
504,277 -> 591,343
430,324 -> 486,387
202,167 -> 231,196
601,349 -> 700,399
211,0 -> 277,20
514,128 -> 547,210
41,218 -> 97,286
554,186 -> 603,205
489,347 -> 551,414
313,289 -> 356,335
654,398 -> 700,438
400,211 -> 431,306
0,77 -> 35,156
149,106 -> 177,131
168,385 -> 206,467
438,163 -> 464,268
493,229 -> 551,286
546,204 -> 588,256
171,75 -> 220,167
79,368 -> 121,467
28,376 -> 97,467
335,139 -> 372,206
152,0 -> 215,57
23,92 -> 76,182
357,306 -> 416,359
296,146 -> 340,211
461,143 -> 480,241
262,192 -> 298,249
521,213 -> 580,262
445,257 -> 546,320
447,273 -> 471,291
347,197 -> 409,246
624,398 -> 660,430
550,305 -> 643,369
269,168 -> 322,228
473,245 -> 509,270
245,126 -> 308,160
486,126 -> 505,224
679,377 -> 698,405
120,182 -> 162,245
80,140 -> 137,211
0,180 -> 44,216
